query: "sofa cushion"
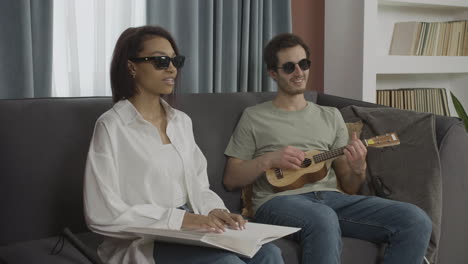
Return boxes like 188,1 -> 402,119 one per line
0,97 -> 113,245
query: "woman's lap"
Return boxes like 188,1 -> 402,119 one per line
153,241 -> 283,264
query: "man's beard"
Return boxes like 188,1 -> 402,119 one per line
279,84 -> 306,95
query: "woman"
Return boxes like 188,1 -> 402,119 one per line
83,25 -> 283,264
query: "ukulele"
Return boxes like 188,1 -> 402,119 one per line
265,133 -> 400,192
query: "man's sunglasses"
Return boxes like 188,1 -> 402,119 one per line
129,55 -> 185,69
276,58 -> 311,74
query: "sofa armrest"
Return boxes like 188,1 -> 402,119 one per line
436,121 -> 468,263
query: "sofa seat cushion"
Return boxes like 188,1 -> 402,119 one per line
273,237 -> 380,264
1,233 -> 380,264
341,237 -> 381,264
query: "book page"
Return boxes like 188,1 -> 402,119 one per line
124,222 -> 300,258
202,222 -> 299,257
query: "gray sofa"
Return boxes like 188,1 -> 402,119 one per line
1,91 -> 467,264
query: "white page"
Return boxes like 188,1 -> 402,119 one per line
124,222 -> 300,258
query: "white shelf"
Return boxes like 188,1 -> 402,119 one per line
377,56 -> 468,74
325,0 -> 468,114
379,0 -> 468,9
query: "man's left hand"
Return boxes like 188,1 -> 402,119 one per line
343,132 -> 367,176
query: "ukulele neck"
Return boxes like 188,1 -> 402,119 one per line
313,140 -> 368,163
312,146 -> 346,163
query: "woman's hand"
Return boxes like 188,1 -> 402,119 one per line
208,209 -> 247,230
181,213 -> 224,233
181,209 -> 247,233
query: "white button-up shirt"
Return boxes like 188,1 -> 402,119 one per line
83,99 -> 227,264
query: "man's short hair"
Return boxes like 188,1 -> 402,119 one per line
264,33 -> 310,71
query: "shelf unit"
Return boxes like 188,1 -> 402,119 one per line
377,56 -> 468,74
324,0 -> 468,117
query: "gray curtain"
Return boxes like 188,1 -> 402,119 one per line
147,0 -> 291,93
0,0 -> 53,99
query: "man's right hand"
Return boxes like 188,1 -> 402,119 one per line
224,146 -> 306,190
260,146 -> 305,171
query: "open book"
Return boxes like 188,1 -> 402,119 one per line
124,222 -> 300,258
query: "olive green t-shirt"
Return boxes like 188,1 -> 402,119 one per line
224,101 -> 349,213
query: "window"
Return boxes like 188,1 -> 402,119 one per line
52,0 -> 146,97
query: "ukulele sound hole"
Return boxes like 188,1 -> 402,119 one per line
301,158 -> 312,168
274,168 -> 284,179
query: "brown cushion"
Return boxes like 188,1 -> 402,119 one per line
241,184 -> 255,218
345,120 -> 363,139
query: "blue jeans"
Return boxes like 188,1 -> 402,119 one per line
255,191 -> 431,264
153,241 -> 283,264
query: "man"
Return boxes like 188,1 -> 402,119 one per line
223,33 -> 431,264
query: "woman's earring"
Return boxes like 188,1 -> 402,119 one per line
131,72 -> 136,79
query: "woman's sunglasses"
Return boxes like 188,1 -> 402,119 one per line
276,58 -> 311,74
129,55 -> 185,69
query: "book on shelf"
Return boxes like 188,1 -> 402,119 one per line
440,88 -> 450,115
389,20 -> 468,56
447,21 -> 465,56
389,21 -> 422,56
376,88 -> 450,116
464,21 -> 468,56
123,222 -> 300,258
